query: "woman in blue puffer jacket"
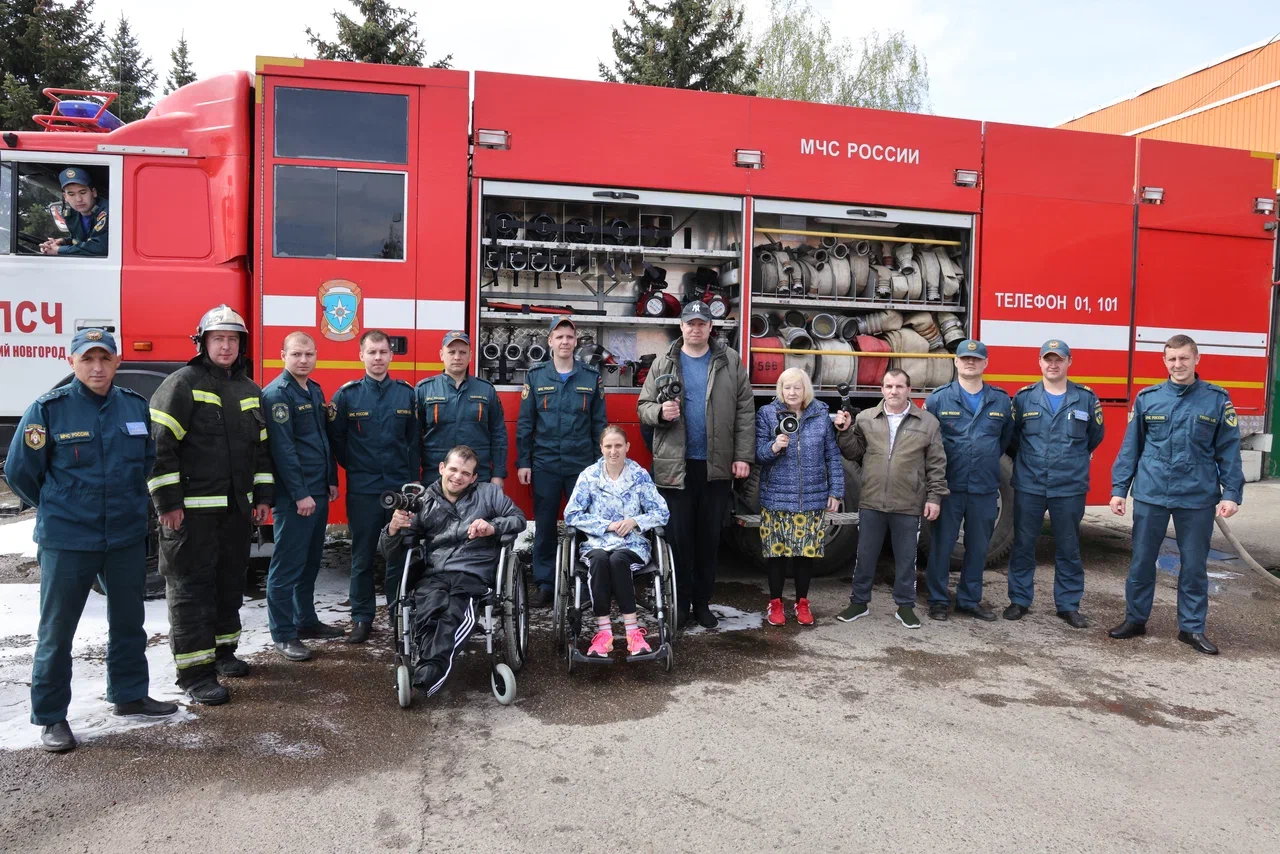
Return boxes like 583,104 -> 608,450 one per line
755,367 -> 843,627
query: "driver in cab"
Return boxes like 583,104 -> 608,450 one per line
39,167 -> 108,257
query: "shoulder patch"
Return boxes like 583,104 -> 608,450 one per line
271,402 -> 290,423
23,423 -> 47,450
92,212 -> 107,232
325,402 -> 337,422
521,383 -> 530,400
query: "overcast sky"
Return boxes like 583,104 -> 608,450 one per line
90,0 -> 1277,128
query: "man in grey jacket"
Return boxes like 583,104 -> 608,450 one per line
834,369 -> 948,629
379,446 -> 526,696
637,302 -> 754,629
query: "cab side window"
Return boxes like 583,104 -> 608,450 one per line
14,163 -> 110,258
0,163 -> 11,255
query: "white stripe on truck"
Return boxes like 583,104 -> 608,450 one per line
980,320 -> 1130,351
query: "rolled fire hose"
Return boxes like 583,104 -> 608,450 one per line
488,211 -> 520,240
795,251 -> 821,296
919,247 -> 942,301
564,218 -> 594,244
811,249 -> 835,296
854,309 -> 904,336
602,219 -> 630,245
808,313 -> 839,340
820,236 -> 838,249
1215,516 -> 1280,590
893,243 -> 915,275
838,316 -> 860,340
827,242 -> 853,296
934,248 -> 961,298
815,339 -> 856,387
938,312 -> 965,347
750,313 -> 772,338
851,250 -> 871,297
755,247 -> 782,294
904,267 -> 923,300
777,326 -> 816,379
905,312 -> 944,350
884,328 -> 954,387
890,270 -> 910,300
527,213 -> 558,242
783,309 -> 807,329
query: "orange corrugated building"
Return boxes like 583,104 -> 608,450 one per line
1059,37 -> 1280,162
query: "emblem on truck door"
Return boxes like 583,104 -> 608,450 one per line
319,279 -> 362,342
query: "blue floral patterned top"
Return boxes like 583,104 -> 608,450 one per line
563,458 -> 670,564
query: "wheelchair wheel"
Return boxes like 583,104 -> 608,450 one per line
396,664 -> 412,709
551,540 -> 566,653
663,644 -> 674,673
504,553 -> 529,673
491,662 -> 517,705
565,636 -> 575,674
660,543 -> 679,647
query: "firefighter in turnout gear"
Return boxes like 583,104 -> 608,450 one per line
148,305 -> 274,705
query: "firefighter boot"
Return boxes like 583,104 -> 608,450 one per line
186,677 -> 229,706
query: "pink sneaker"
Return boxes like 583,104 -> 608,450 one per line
626,627 -> 651,655
587,629 -> 614,657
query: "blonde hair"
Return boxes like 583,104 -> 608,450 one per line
775,368 -> 814,408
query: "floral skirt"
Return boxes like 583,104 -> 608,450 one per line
759,508 -> 826,559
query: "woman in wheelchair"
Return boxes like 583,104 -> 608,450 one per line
563,425 -> 670,657
379,446 -> 526,697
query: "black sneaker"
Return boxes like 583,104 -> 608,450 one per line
113,696 -> 179,718
215,656 -> 250,677
529,588 -> 552,608
895,606 -> 922,629
835,602 -> 869,623
692,602 -> 719,629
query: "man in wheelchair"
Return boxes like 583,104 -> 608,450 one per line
379,446 -> 526,696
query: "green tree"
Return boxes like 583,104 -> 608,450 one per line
306,0 -> 452,68
599,0 -> 758,95
755,0 -> 930,112
99,14 -> 157,123
163,31 -> 197,94
0,0 -> 105,131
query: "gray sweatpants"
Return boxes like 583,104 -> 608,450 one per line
850,509 -> 920,607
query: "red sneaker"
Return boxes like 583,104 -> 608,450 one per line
766,598 -> 785,626
794,598 -> 815,626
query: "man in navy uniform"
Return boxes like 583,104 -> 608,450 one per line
1004,340 -> 1105,628
330,329 -> 420,642
924,339 -> 1014,622
263,331 -> 341,660
416,330 -> 507,489
516,316 -> 606,607
39,166 -> 108,257
6,328 -> 176,752
1108,334 -> 1244,655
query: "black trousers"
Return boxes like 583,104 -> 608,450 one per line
584,548 -> 643,616
765,556 -> 813,600
159,510 -> 251,688
411,570 -> 490,697
659,459 -> 731,607
531,470 -> 579,592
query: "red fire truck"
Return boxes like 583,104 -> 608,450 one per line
2,57 -> 1274,571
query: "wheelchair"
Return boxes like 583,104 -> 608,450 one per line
391,532 -> 529,708
551,526 -> 677,672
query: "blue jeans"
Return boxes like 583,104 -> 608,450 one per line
926,490 -> 998,609
1125,500 -> 1214,633
31,543 -> 149,725
346,493 -> 390,623
1007,491 -> 1086,612
267,496 -> 329,642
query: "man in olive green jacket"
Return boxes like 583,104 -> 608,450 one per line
834,368 -> 948,629
637,305 -> 754,628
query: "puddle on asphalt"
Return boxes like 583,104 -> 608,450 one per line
968,689 -> 1228,730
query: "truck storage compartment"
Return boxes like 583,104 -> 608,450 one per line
474,180 -> 743,391
747,197 -> 973,399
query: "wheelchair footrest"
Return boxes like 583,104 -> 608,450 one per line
568,642 -> 670,665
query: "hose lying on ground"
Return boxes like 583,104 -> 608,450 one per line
1215,515 -> 1280,590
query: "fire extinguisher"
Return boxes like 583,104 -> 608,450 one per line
693,266 -> 729,320
635,263 -> 680,318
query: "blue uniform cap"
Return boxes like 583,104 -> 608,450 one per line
955,339 -> 988,359
1040,339 -> 1071,358
548,315 -> 576,332
70,327 -> 117,356
58,166 -> 93,189
441,330 -> 471,347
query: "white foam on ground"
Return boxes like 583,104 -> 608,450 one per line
0,518 -> 37,559
0,561 -> 354,752
682,604 -> 763,635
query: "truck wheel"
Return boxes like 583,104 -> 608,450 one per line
917,455 -> 1015,570
727,459 -> 861,578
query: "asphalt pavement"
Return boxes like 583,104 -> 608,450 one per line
1,486 -> 1278,853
